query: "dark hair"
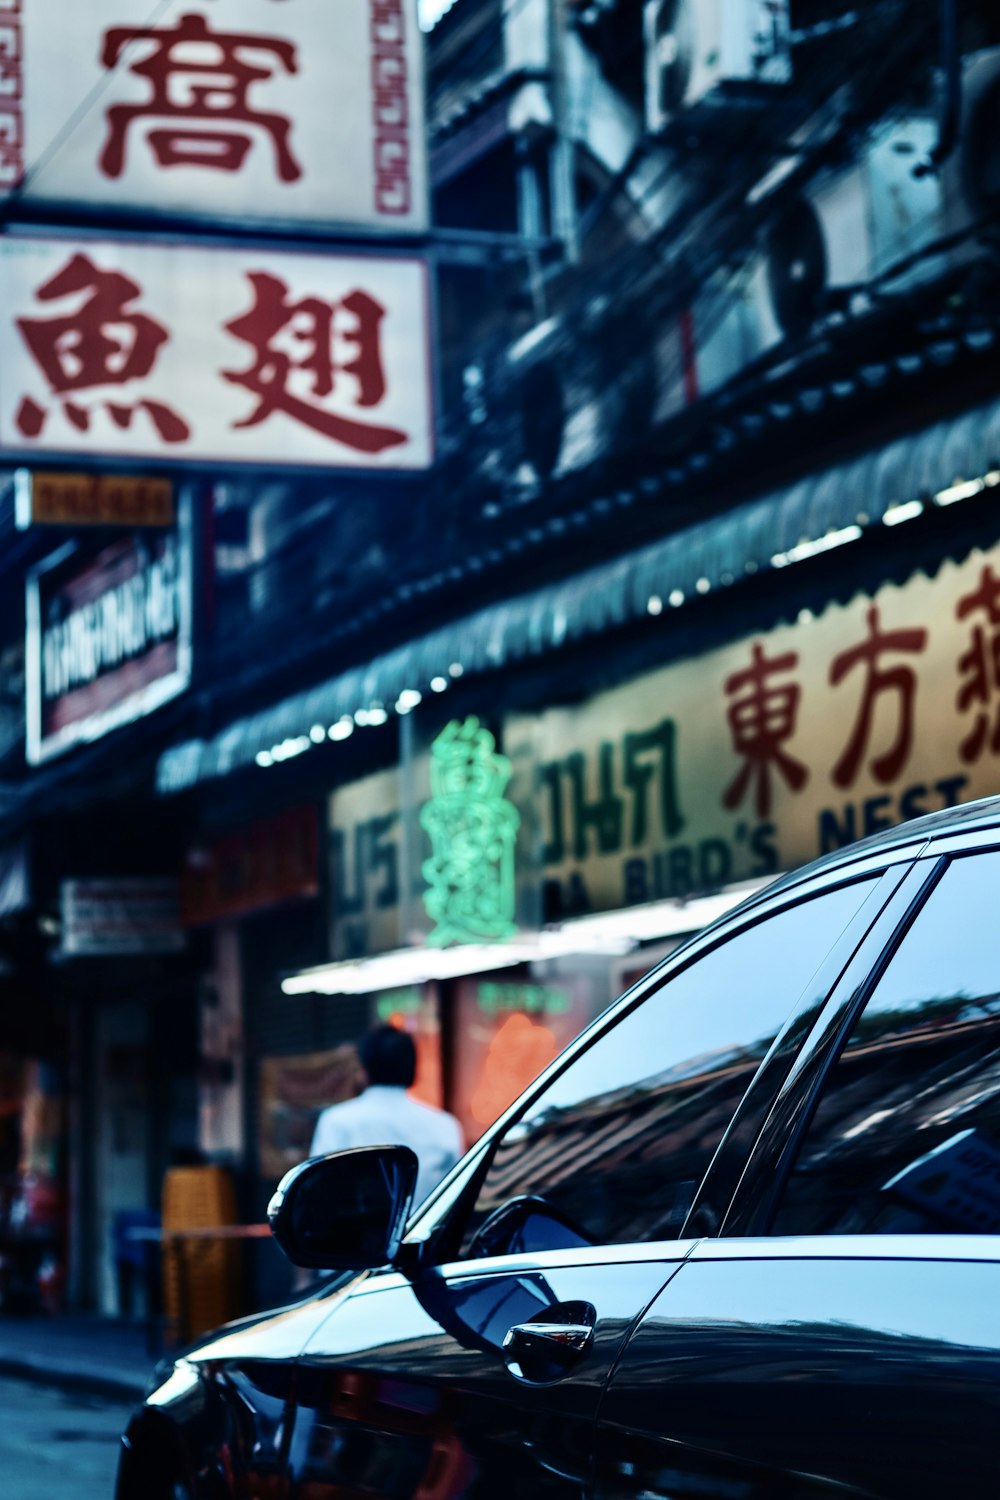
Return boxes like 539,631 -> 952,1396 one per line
358,1025 -> 416,1088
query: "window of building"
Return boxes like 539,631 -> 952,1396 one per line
773,853 -> 1000,1237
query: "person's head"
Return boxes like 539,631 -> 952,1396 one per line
358,1024 -> 416,1089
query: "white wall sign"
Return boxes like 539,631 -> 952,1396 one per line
0,236 -> 434,469
61,878 -> 185,956
2,0 -> 427,234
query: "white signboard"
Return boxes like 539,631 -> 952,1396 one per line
1,0 -> 427,234
61,878 -> 185,956
0,236 -> 434,469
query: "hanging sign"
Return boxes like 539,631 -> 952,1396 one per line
1,0 -> 427,234
15,470 -> 174,528
26,508 -> 192,765
0,236 -> 433,470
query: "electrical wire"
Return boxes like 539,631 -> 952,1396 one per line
5,0 -> 177,207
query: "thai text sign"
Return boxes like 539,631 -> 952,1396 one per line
27,518 -> 192,764
16,470 -> 173,528
330,767 -> 404,960
60,877 -> 184,956
2,0 -> 426,233
506,545 -> 1000,919
0,237 -> 433,469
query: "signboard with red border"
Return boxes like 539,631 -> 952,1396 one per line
26,496 -> 193,765
0,0 -> 427,235
0,235 -> 434,470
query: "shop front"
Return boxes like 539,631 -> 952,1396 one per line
284,533 -> 1000,1143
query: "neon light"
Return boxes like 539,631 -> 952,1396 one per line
420,716 -> 520,945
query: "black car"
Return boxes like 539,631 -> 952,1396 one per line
118,797 -> 1000,1500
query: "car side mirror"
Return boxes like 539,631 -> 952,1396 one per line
267,1145 -> 419,1270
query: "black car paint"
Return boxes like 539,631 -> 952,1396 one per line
597,1243 -> 1000,1500
117,803 -> 1000,1500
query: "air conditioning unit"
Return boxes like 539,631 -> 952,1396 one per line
764,116 -> 942,339
940,48 -> 1000,245
645,0 -> 791,136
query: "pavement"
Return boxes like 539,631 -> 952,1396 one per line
0,1371 -> 132,1500
0,1315 -> 156,1403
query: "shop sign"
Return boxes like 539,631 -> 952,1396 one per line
329,720 -> 523,960
15,469 -> 173,528
0,237 -> 433,470
26,512 -> 192,765
330,767 -> 404,960
420,718 -> 520,944
2,0 -> 427,235
60,877 -> 184,956
182,805 -> 319,926
505,544 -> 1000,919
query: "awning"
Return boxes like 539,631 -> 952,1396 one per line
281,882 -> 769,996
156,395 -> 1000,794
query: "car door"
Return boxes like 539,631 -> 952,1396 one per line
596,847 -> 1000,1500
283,873 -> 892,1500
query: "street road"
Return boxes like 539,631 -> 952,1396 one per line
0,1373 -> 130,1499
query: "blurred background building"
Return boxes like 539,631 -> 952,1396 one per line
1,0 -> 1000,1323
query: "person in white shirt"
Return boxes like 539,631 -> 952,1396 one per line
310,1025 -> 464,1207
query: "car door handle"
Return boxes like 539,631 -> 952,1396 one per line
502,1300 -> 596,1380
503,1321 -> 594,1358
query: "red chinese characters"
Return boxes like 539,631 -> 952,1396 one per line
829,605 -> 927,788
99,11 -> 300,181
722,641 -> 808,818
14,252 -> 190,443
222,271 -> 407,454
956,564 -> 1000,763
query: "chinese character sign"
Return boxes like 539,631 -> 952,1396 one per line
420,718 -> 521,945
6,0 -> 426,233
0,236 -> 433,468
505,544 -> 1000,918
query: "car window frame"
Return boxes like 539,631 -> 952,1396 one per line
719,850 -> 958,1238
683,860 -> 916,1237
401,850 -> 922,1269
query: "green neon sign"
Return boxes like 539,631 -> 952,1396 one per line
420,717 -> 520,946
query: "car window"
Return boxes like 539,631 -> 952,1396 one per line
772,852 -> 1000,1236
460,877 -> 879,1254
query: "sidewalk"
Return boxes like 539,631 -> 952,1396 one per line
0,1314 -> 155,1402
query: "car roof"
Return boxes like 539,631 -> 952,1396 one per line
734,792 -> 1000,915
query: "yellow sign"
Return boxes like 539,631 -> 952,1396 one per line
505,544 -> 1000,918
19,471 -> 173,527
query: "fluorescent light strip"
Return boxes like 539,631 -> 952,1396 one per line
934,477 -> 984,507
770,524 -> 862,569
281,880 -> 770,997
882,500 -> 923,527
